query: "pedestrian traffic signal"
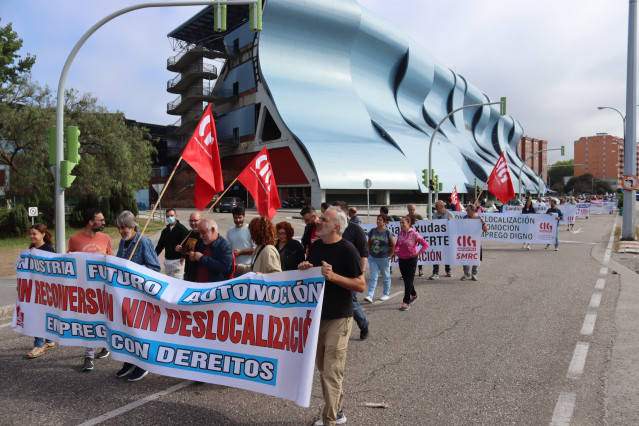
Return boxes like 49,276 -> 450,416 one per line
500,97 -> 507,115
561,145 -> 565,156
214,2 -> 227,32
429,179 -> 435,191
61,126 -> 80,188
250,0 -> 262,31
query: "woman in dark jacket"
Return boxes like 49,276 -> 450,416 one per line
275,221 -> 305,271
26,224 -> 56,358
521,199 -> 536,250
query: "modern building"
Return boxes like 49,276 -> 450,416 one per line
518,136 -> 548,187
163,0 -> 540,207
574,133 -> 625,190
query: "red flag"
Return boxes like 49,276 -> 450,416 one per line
181,105 -> 224,210
488,153 -> 516,204
451,186 -> 462,212
237,147 -> 281,219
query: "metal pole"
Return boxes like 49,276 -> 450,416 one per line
366,187 -> 370,224
622,0 -> 637,240
518,147 -> 563,200
53,0 -> 258,253
428,100 -> 503,219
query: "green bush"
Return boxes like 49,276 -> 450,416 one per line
6,205 -> 30,237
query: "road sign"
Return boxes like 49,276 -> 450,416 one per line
28,207 -> 38,217
622,175 -> 639,191
363,179 -> 372,189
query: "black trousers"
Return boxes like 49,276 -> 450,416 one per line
398,256 -> 418,304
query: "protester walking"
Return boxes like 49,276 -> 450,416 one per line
25,224 -> 56,359
364,214 -> 395,302
461,204 -> 487,281
546,199 -> 563,251
276,221 -> 305,271
235,217 -> 282,275
521,199 -> 535,250
395,216 -> 429,311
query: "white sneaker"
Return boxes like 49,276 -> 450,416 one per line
526,244 -> 531,250
554,247 -> 559,251
471,275 -> 478,281
379,295 -> 390,301
363,296 -> 373,303
314,410 -> 347,425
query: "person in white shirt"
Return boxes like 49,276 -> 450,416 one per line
226,206 -> 254,264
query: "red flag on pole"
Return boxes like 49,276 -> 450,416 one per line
451,186 -> 462,212
181,105 -> 224,210
488,153 -> 516,204
237,147 -> 281,219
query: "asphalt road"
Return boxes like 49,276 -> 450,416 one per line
1,210 -> 637,425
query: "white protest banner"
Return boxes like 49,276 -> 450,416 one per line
479,213 -> 558,243
361,219 -> 482,266
576,203 -> 590,217
589,200 -> 615,213
503,205 -> 547,214
559,204 -> 577,225
13,250 -> 324,407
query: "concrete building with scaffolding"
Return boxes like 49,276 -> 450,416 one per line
160,0 -> 541,208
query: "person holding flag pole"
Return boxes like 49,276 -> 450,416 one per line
128,104 -> 225,261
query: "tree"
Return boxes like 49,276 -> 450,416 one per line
547,159 -> 575,193
0,79 -> 156,223
0,19 -> 36,96
564,173 -> 612,195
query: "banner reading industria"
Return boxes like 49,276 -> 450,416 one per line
13,250 -> 324,407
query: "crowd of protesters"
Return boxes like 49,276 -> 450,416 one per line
20,194 -> 597,425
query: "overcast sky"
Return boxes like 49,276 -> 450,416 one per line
1,0 -> 632,165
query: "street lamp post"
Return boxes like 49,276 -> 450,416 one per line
597,104 -> 635,239
53,0 -> 258,252
518,147 -> 564,200
427,99 -> 506,219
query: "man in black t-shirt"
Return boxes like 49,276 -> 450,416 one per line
299,206 -> 365,426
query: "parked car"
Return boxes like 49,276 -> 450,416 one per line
219,197 -> 245,213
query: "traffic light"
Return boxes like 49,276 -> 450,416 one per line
60,126 -> 80,188
422,169 -> 428,186
500,97 -> 507,115
561,145 -> 565,156
250,0 -> 262,31
434,174 -> 440,192
49,126 -> 56,165
429,179 -> 435,191
214,2 -> 227,32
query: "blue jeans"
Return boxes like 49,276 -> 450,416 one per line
432,264 -> 450,275
33,337 -> 53,348
352,292 -> 369,330
367,256 -> 391,298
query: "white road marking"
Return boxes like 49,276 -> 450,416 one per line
567,342 -> 589,379
599,266 -> 608,276
580,312 -> 597,336
603,249 -> 611,264
589,293 -> 602,308
572,227 -> 583,233
550,391 -> 576,426
0,322 -> 12,329
77,380 -> 194,426
595,278 -> 605,290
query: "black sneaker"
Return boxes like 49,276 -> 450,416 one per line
82,357 -> 94,372
116,362 -> 135,378
360,326 -> 369,340
127,367 -> 149,382
95,348 -> 110,359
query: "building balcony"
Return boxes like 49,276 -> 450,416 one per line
167,87 -> 239,116
167,44 -> 238,72
167,63 -> 218,94
170,111 -> 206,136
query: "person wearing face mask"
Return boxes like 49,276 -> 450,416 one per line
114,210 -> 161,382
155,208 -> 189,279
68,208 -> 113,372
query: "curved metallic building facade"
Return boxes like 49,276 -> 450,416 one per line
257,0 -> 539,198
